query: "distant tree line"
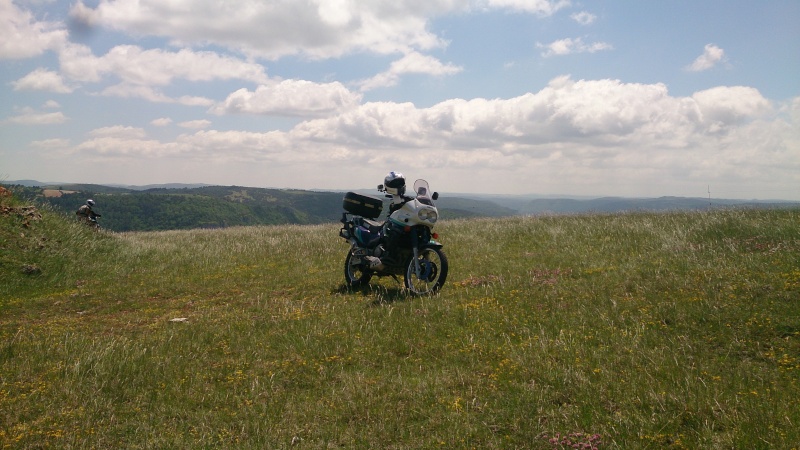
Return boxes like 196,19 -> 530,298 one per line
4,185 -> 349,232
10,182 -> 783,233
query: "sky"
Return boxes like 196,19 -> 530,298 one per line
1,0 -> 799,200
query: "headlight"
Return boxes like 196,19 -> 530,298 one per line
418,208 -> 438,223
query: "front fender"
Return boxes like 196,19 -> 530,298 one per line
424,240 -> 444,249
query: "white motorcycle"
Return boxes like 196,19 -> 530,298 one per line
339,179 -> 449,295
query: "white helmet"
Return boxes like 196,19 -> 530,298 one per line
86,199 -> 95,206
384,171 -> 406,196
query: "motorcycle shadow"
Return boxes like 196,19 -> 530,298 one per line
333,283 -> 409,306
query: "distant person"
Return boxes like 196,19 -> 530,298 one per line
76,199 -> 101,226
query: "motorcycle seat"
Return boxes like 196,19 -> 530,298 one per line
362,218 -> 383,229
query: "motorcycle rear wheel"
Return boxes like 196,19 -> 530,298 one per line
404,247 -> 448,295
344,250 -> 373,288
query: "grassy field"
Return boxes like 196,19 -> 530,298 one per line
2,191 -> 799,449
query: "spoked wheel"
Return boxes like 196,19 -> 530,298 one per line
344,250 -> 373,288
404,247 -> 448,295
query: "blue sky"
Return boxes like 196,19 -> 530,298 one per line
1,0 -> 798,200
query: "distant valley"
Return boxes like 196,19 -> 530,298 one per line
4,181 -> 797,232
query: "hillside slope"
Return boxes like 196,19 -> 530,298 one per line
9,184 -> 347,231
7,184 -> 515,231
1,188 -> 120,301
2,186 -> 799,448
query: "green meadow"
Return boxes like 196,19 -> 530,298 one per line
2,192 -> 799,449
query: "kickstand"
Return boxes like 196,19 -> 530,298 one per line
391,274 -> 400,283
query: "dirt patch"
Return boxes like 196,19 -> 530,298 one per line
43,189 -> 77,198
1,205 -> 43,227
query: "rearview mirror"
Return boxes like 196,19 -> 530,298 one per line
432,192 -> 439,200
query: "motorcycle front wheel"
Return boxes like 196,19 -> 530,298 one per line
344,250 -> 373,288
404,247 -> 448,295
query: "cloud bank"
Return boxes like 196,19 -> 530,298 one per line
1,0 -> 798,200
51,76 -> 797,197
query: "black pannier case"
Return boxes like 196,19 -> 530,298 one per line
343,192 -> 383,219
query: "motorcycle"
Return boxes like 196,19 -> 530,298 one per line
78,214 -> 101,230
339,179 -> 448,295
88,215 -> 102,230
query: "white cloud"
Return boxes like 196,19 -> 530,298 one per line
72,126 -> 171,158
58,43 -> 269,86
570,11 -> 596,25
178,120 -> 212,129
43,100 -> 61,109
53,77 -> 797,197
72,0 -> 447,60
175,95 -> 216,107
358,51 -> 463,91
74,136 -> 173,158
211,80 -> 362,117
50,41 -> 267,104
6,107 -> 67,125
291,76 -> 685,151
151,117 -> 173,126
70,76 -> 782,159
68,0 -> 99,27
686,44 -> 726,72
100,83 -> 214,106
12,68 -> 73,93
176,130 -> 292,162
88,126 -> 148,139
67,0 -> 571,61
692,86 -> 771,128
104,46 -> 269,86
486,0 -> 571,16
316,0 -> 357,27
57,42 -> 105,83
30,138 -> 70,149
0,0 -> 68,59
537,37 -> 612,57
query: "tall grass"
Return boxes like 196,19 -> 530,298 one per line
1,202 -> 798,448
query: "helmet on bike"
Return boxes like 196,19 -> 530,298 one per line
86,199 -> 95,207
384,171 -> 406,196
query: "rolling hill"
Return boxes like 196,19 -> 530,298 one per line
2,181 -> 796,232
